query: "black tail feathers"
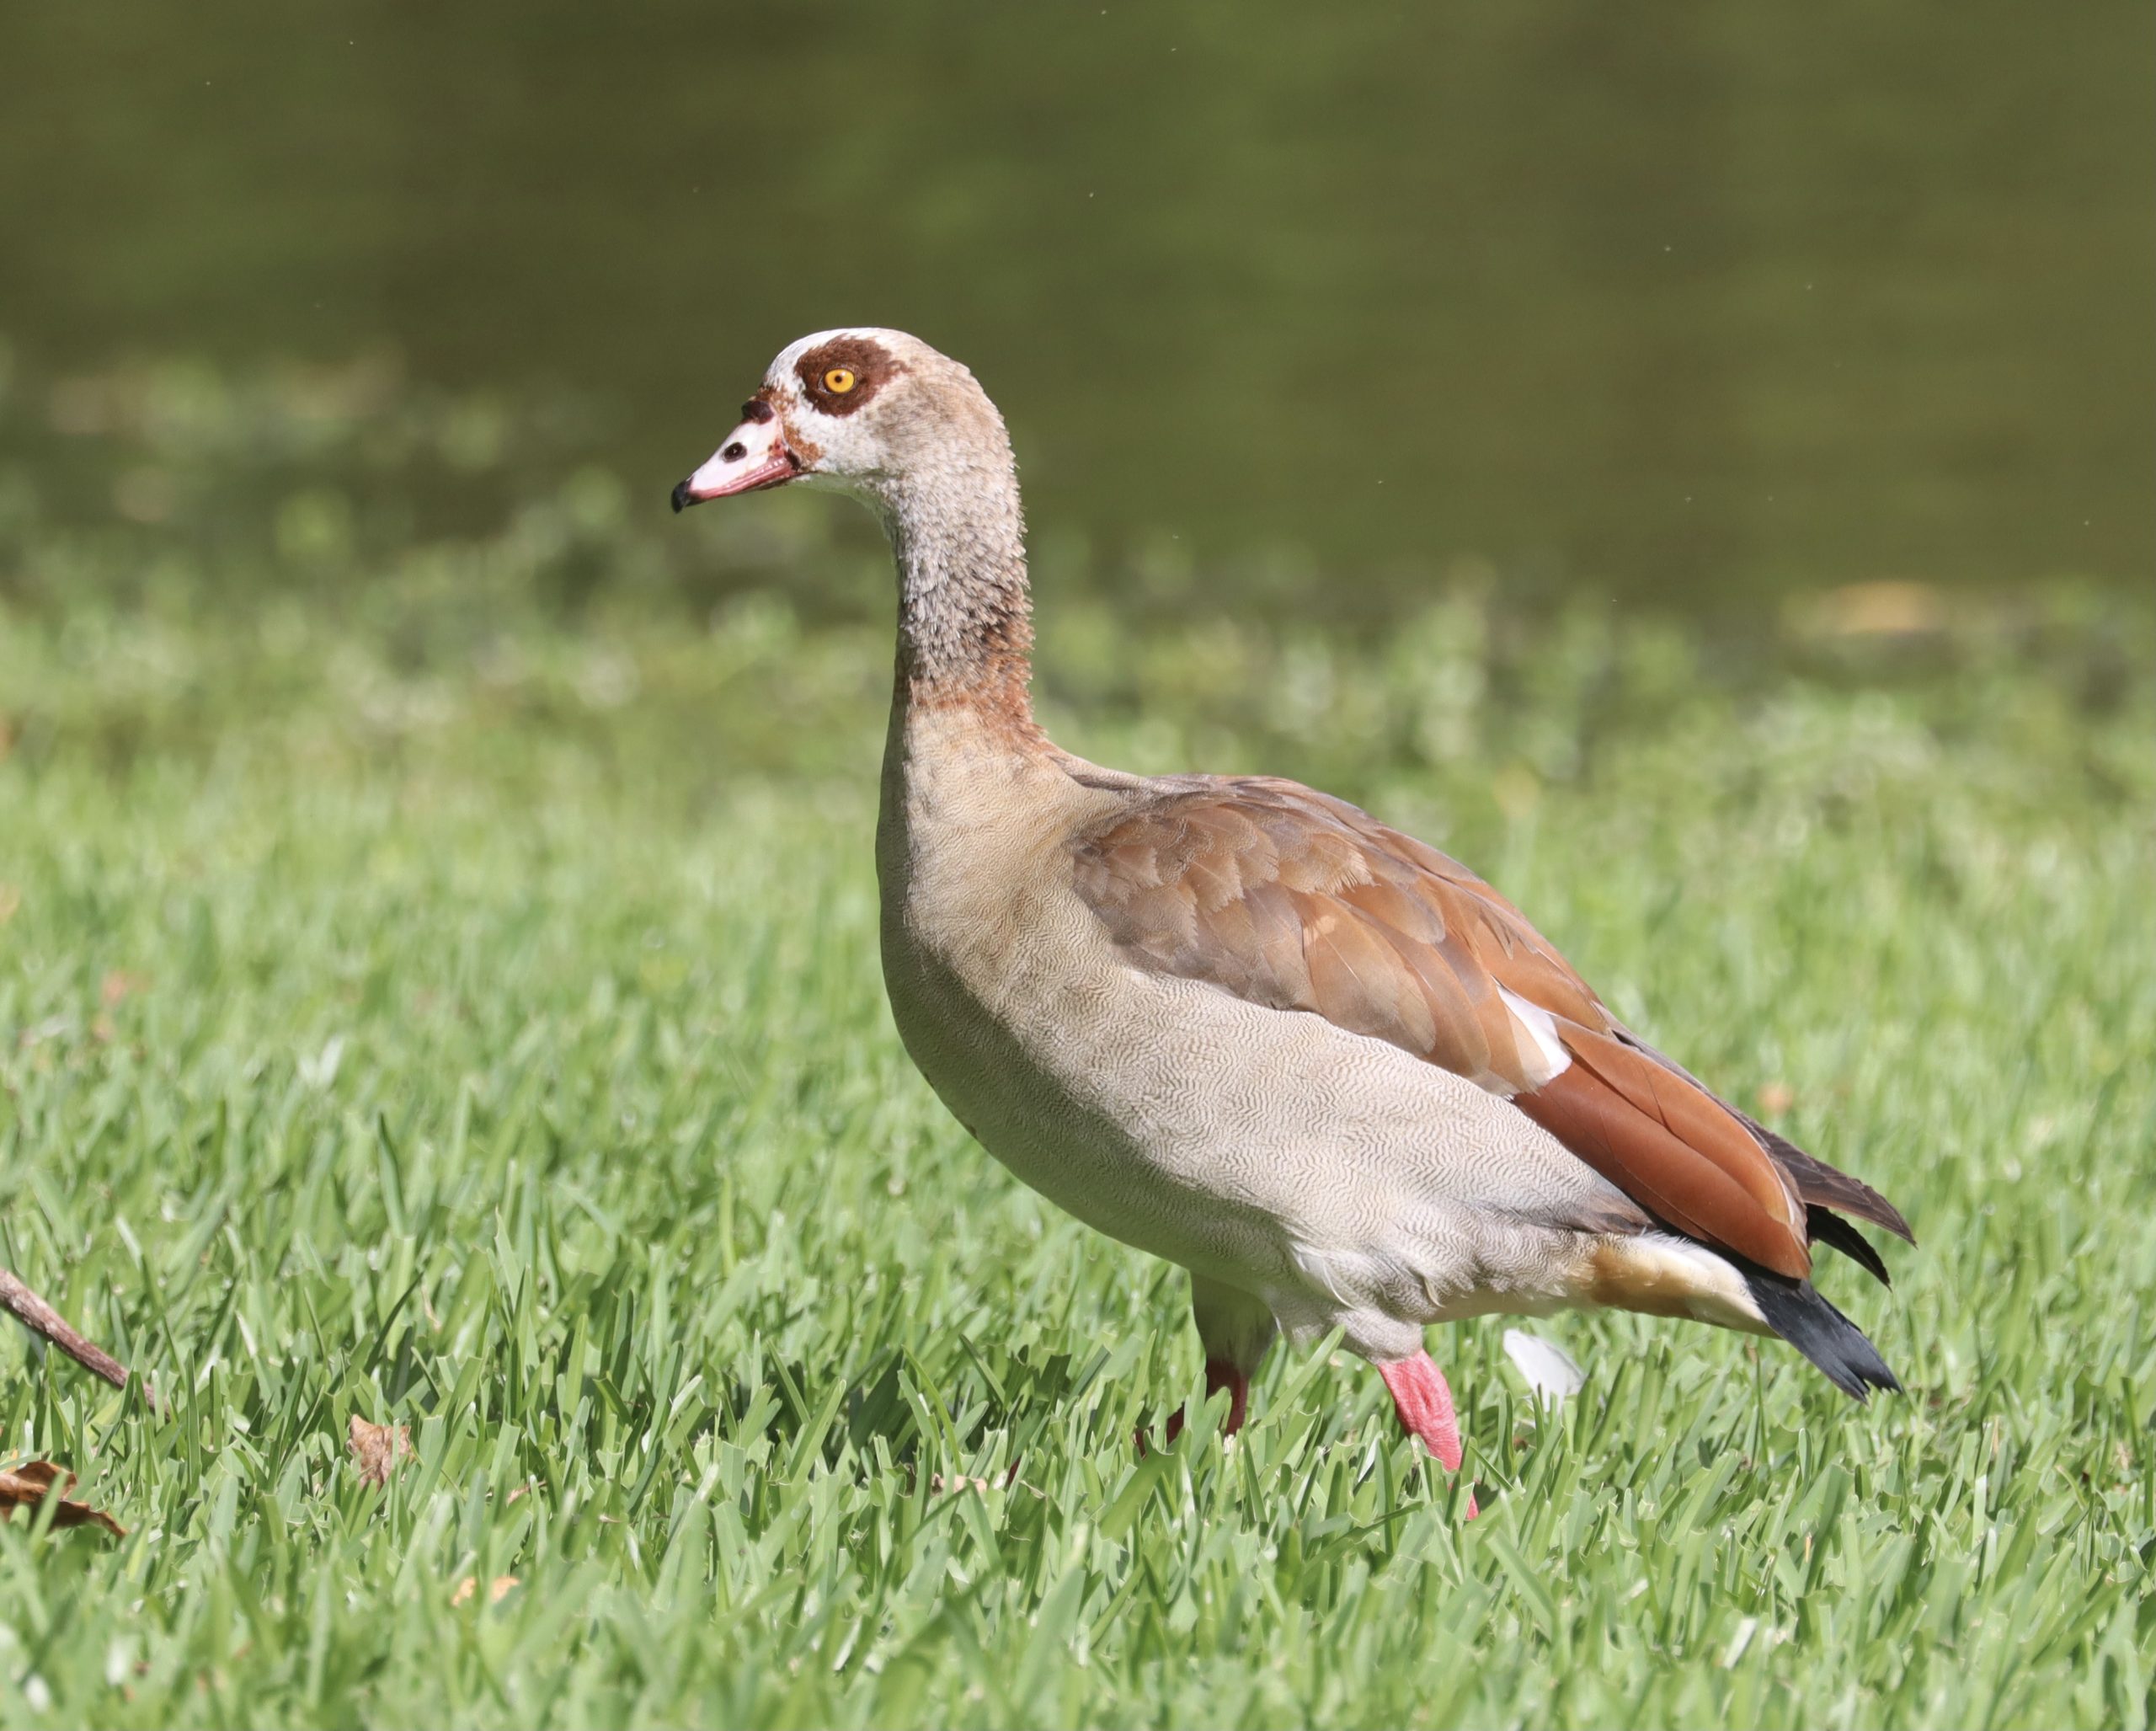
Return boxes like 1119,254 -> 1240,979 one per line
1806,1205 -> 1892,1286
1742,1269 -> 1902,1400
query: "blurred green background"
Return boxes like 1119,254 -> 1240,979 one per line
3,0 -> 2149,613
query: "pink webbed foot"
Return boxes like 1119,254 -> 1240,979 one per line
1135,1358 -> 1249,1456
1378,1351 -> 1478,1517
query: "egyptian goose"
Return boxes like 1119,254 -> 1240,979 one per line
673,329 -> 1912,1496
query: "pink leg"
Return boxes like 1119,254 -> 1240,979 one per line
1378,1351 -> 1477,1517
1139,1358 -> 1249,1454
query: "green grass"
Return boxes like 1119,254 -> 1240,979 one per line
0,387 -> 2152,1723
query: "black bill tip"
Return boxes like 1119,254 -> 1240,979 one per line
670,478 -> 694,514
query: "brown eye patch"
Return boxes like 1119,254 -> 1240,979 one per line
796,336 -> 902,416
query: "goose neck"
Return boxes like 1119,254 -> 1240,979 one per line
880,466 -> 1036,726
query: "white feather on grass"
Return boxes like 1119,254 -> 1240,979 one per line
1502,1328 -> 1586,1405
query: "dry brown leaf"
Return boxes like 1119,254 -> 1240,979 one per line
451,1575 -> 520,1606
0,1461 -> 125,1536
348,1415 -> 413,1487
1758,1082 -> 1796,1116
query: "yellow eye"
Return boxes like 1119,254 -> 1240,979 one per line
823,366 -> 857,394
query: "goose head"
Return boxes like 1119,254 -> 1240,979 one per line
670,328 -> 1009,513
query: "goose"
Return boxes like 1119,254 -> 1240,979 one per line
671,329 -> 1912,1499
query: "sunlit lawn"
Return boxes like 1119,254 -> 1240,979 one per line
1,498 -> 2151,1724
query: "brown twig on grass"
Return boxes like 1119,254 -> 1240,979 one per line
0,1267 -> 129,1391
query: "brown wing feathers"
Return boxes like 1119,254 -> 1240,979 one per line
1513,1030 -> 1811,1279
1609,1028 -> 1915,1247
1073,777 -> 1898,1283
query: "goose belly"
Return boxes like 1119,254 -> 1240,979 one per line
879,879 -> 1620,1322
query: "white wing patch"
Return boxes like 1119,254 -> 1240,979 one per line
1497,986 -> 1572,1089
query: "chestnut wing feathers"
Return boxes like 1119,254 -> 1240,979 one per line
1070,776 -> 1899,1282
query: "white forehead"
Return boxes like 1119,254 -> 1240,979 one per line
764,328 -> 929,387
